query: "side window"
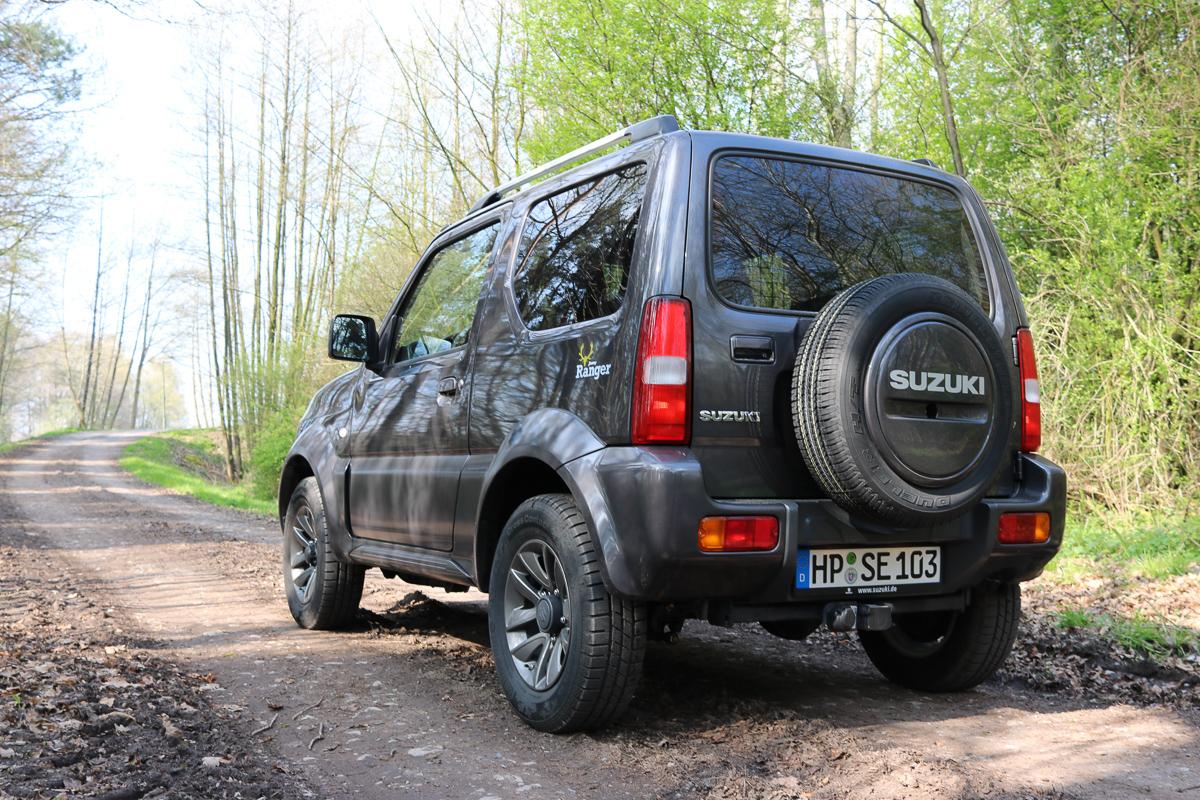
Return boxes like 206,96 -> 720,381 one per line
391,222 -> 499,364
512,163 -> 647,331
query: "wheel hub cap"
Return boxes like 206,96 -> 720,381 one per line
535,594 -> 564,634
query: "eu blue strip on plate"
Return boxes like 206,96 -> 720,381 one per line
795,549 -> 810,589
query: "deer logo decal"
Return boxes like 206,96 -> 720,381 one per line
575,340 -> 612,380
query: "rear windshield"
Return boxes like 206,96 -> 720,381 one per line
710,155 -> 988,313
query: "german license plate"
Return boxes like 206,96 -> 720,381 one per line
795,546 -> 941,591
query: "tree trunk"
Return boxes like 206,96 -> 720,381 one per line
914,0 -> 965,176
79,209 -> 104,428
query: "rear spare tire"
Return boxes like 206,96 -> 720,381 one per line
793,274 -> 1013,526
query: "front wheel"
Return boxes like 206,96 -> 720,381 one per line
859,581 -> 1021,692
488,494 -> 646,733
282,477 -> 364,630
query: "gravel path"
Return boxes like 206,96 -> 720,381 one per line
1,431 -> 1197,799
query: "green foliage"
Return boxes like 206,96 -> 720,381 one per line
941,0 -> 1200,513
1056,607 -> 1199,657
0,19 -> 81,103
1055,608 -> 1092,630
246,406 -> 305,503
0,11 -> 82,251
518,0 -> 820,160
120,432 -> 274,515
1055,514 -> 1200,579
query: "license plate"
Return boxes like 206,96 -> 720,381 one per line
795,546 -> 941,591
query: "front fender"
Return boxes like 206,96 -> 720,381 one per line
280,421 -> 354,561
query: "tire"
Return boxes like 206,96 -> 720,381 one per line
859,581 -> 1021,692
282,477 -> 364,630
488,494 -> 646,733
793,273 -> 1014,526
759,619 -> 820,641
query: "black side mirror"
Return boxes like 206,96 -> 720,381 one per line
328,314 -> 378,363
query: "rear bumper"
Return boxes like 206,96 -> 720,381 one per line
559,447 -> 1066,604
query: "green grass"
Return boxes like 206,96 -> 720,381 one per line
1056,607 -> 1093,629
1047,513 -> 1200,581
0,427 -> 82,454
119,430 -> 274,515
1056,607 -> 1199,657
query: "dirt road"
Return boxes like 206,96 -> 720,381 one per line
2,432 -> 1198,799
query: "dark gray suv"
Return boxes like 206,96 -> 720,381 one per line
280,115 -> 1066,732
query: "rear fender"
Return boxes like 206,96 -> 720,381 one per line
472,408 -> 607,588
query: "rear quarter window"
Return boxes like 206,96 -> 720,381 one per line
710,155 -> 989,313
512,163 -> 648,331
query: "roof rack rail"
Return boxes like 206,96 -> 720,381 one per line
468,114 -> 680,213
911,157 -> 942,170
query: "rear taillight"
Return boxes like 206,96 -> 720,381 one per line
632,296 -> 691,445
1015,327 -> 1041,452
998,512 -> 1050,544
698,516 -> 779,552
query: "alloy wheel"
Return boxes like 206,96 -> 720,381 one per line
503,539 -> 571,691
287,504 -> 320,602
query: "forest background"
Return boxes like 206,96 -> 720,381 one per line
2,0 -> 1196,537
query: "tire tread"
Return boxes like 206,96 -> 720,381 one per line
860,582 -> 1021,692
286,477 -> 364,631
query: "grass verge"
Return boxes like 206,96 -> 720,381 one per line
0,427 -> 82,454
119,430 -> 274,515
1056,606 -> 1199,658
1046,512 -> 1200,581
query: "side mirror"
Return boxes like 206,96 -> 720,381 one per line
328,314 -> 378,363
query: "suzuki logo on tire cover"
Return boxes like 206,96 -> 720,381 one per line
889,370 -> 986,396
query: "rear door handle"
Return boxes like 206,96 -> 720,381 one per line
730,335 -> 775,364
437,376 -> 460,396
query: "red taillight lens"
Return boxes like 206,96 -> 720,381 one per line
998,512 -> 1051,544
632,296 -> 691,445
698,516 -> 779,552
1015,327 -> 1041,452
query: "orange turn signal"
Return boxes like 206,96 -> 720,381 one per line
698,516 -> 779,552
998,512 -> 1051,544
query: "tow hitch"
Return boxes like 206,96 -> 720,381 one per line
823,602 -> 893,632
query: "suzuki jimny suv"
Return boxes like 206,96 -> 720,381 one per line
279,115 -> 1066,732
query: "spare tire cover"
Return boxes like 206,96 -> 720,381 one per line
792,273 -> 1013,526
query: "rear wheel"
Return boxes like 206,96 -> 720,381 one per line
282,477 -> 364,630
488,494 -> 646,733
859,581 -> 1020,692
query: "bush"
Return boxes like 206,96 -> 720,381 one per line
247,406 -> 305,502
